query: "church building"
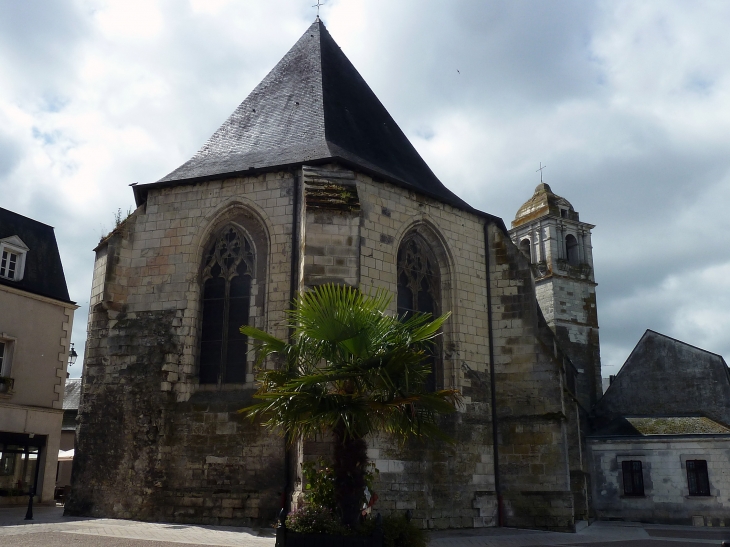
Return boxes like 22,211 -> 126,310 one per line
67,19 -> 599,532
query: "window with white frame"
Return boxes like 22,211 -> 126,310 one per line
0,339 -> 12,377
0,236 -> 29,282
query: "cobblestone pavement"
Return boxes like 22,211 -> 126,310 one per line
1,507 -> 729,547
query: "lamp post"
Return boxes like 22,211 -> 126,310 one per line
68,343 -> 78,367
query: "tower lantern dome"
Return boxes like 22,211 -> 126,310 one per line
513,182 -> 578,228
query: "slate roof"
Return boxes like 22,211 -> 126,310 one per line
590,416 -> 730,438
63,378 -> 82,410
134,19 -> 502,227
0,207 -> 72,303
595,330 -> 730,428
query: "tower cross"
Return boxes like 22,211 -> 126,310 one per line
313,0 -> 324,16
536,162 -> 547,183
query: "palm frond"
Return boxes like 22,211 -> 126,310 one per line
240,284 -> 461,444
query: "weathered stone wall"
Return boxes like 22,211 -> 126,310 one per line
588,436 -> 730,525
489,227 -> 576,531
510,212 -> 601,411
68,173 -> 297,524
535,276 -> 601,412
70,163 -> 583,530
323,170 -> 578,531
302,165 -> 360,288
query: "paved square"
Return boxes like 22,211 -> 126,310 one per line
1,507 -> 728,547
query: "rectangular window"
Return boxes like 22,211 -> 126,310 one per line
622,460 -> 645,496
0,342 -> 4,374
0,250 -> 18,279
687,460 -> 710,496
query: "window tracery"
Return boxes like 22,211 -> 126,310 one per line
199,226 -> 256,385
397,233 -> 442,391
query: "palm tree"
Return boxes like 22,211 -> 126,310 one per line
240,284 -> 462,529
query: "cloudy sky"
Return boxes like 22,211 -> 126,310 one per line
2,0 -> 730,379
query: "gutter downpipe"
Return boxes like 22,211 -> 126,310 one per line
484,221 -> 503,527
283,168 -> 302,512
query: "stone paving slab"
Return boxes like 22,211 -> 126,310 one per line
0,507 -> 275,547
1,507 -> 728,547
5,531 -> 234,547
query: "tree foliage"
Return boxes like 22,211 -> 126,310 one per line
239,283 -> 462,527
240,284 -> 462,444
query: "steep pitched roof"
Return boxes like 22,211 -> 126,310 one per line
595,330 -> 730,427
0,207 -> 72,303
135,19 -> 495,221
63,378 -> 82,410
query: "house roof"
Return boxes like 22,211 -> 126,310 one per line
590,416 -> 730,438
63,378 -> 82,410
133,20 -> 504,229
595,329 -> 730,427
0,207 -> 72,303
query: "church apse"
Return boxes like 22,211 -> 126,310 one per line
69,18 -> 591,532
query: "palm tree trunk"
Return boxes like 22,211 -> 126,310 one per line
332,423 -> 368,529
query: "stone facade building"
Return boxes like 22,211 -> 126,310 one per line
67,20 -> 597,531
0,207 -> 77,505
590,330 -> 730,525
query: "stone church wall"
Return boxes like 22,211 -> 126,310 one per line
354,172 -> 498,529
294,168 -> 579,531
69,164 -> 582,531
535,276 -> 601,411
68,172 -> 297,525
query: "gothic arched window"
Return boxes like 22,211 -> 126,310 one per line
199,226 -> 255,385
397,233 -> 442,391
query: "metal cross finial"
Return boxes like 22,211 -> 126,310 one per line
313,0 -> 324,17
536,162 -> 547,183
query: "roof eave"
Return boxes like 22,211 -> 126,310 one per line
132,158 -> 508,233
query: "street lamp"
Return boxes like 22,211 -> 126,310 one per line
68,343 -> 78,366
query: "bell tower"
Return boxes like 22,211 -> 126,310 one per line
509,183 -> 601,410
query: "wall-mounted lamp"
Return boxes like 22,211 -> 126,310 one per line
68,343 -> 78,366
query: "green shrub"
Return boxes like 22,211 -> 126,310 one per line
301,458 -> 379,513
360,514 -> 428,547
286,505 -> 352,535
302,459 -> 337,511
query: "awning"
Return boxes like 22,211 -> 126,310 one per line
58,449 -> 74,462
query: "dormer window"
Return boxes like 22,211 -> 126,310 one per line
0,236 -> 29,282
560,208 -> 568,218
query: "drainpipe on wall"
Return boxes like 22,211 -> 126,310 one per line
483,221 -> 503,527
282,169 -> 302,512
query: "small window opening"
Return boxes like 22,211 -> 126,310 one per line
565,234 -> 579,266
687,460 -> 710,496
519,239 -> 531,262
622,460 -> 645,496
560,209 -> 568,218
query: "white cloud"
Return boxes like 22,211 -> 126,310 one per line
2,0 -> 730,380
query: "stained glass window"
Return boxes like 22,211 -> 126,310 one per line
199,226 -> 255,384
397,233 -> 442,391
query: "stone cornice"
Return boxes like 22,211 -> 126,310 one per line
0,283 -> 79,310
